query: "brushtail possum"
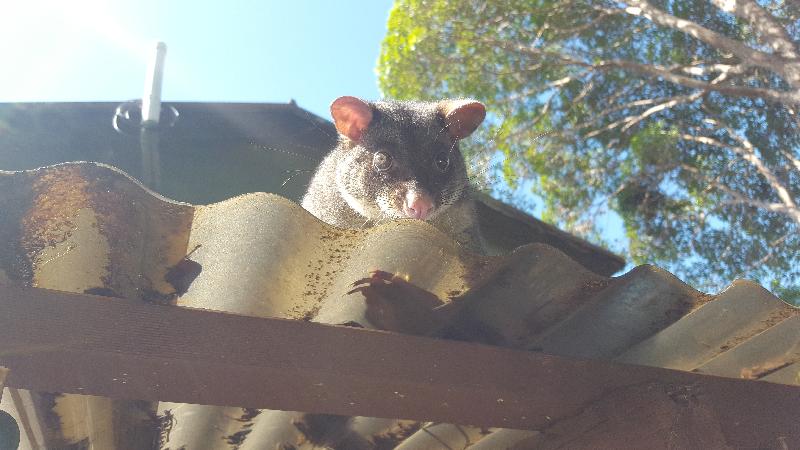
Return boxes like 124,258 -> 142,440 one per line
302,96 -> 486,251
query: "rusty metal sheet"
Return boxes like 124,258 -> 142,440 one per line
617,280 -> 797,370
695,315 -> 800,380
0,162 -> 797,450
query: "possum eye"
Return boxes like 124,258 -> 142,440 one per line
373,151 -> 393,172
433,151 -> 450,172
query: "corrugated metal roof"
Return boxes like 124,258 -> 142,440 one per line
0,101 -> 625,277
0,162 -> 797,449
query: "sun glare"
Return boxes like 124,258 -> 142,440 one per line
57,0 -> 150,61
0,0 -> 151,99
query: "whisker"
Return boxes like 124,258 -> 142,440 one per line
248,140 -> 320,162
281,169 -> 314,187
448,139 -> 459,156
293,108 -> 338,140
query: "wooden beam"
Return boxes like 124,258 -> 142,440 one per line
0,285 -> 798,447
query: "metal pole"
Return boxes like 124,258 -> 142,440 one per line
142,41 -> 167,125
140,41 -> 167,190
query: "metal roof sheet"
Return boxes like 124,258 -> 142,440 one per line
0,101 -> 625,277
0,162 -> 797,449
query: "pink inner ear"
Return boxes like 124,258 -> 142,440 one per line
330,96 -> 373,142
443,100 -> 486,140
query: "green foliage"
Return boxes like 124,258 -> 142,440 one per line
379,0 -> 800,303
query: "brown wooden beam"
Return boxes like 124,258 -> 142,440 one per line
0,284 -> 798,447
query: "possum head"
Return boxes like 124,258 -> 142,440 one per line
329,96 -> 485,222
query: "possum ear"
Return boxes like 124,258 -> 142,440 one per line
331,96 -> 374,142
438,99 -> 486,140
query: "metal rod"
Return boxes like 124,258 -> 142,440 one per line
142,42 -> 167,125
140,41 -> 167,189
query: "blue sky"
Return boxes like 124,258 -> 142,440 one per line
0,0 -> 394,118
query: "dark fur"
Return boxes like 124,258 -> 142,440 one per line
302,99 -> 483,251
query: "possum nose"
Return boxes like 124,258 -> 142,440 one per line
403,190 -> 433,220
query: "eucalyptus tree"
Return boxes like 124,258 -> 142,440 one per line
379,0 -> 800,301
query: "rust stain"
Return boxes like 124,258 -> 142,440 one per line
293,227 -> 360,321
12,163 -> 195,301
583,279 -> 611,292
371,421 -> 423,450
692,292 -> 716,309
79,165 -> 194,301
740,360 -> 794,380
21,165 -> 90,273
719,308 -> 799,354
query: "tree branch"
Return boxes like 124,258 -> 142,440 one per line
595,58 -> 797,104
582,93 -> 698,137
709,0 -> 799,59
620,92 -> 703,131
677,132 -> 800,224
720,125 -> 800,210
584,68 -> 748,136
677,63 -> 747,77
680,163 -> 797,216
567,82 -> 651,133
731,233 -> 791,280
483,38 -> 798,104
621,0 -> 797,82
619,68 -> 736,131
780,148 -> 800,174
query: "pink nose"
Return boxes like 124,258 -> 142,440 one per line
403,190 -> 433,220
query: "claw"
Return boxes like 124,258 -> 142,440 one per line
346,285 -> 370,295
369,269 -> 396,280
350,270 -> 395,286
348,270 -> 401,294
343,269 -> 461,336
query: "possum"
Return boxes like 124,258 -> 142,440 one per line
301,96 -> 486,251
